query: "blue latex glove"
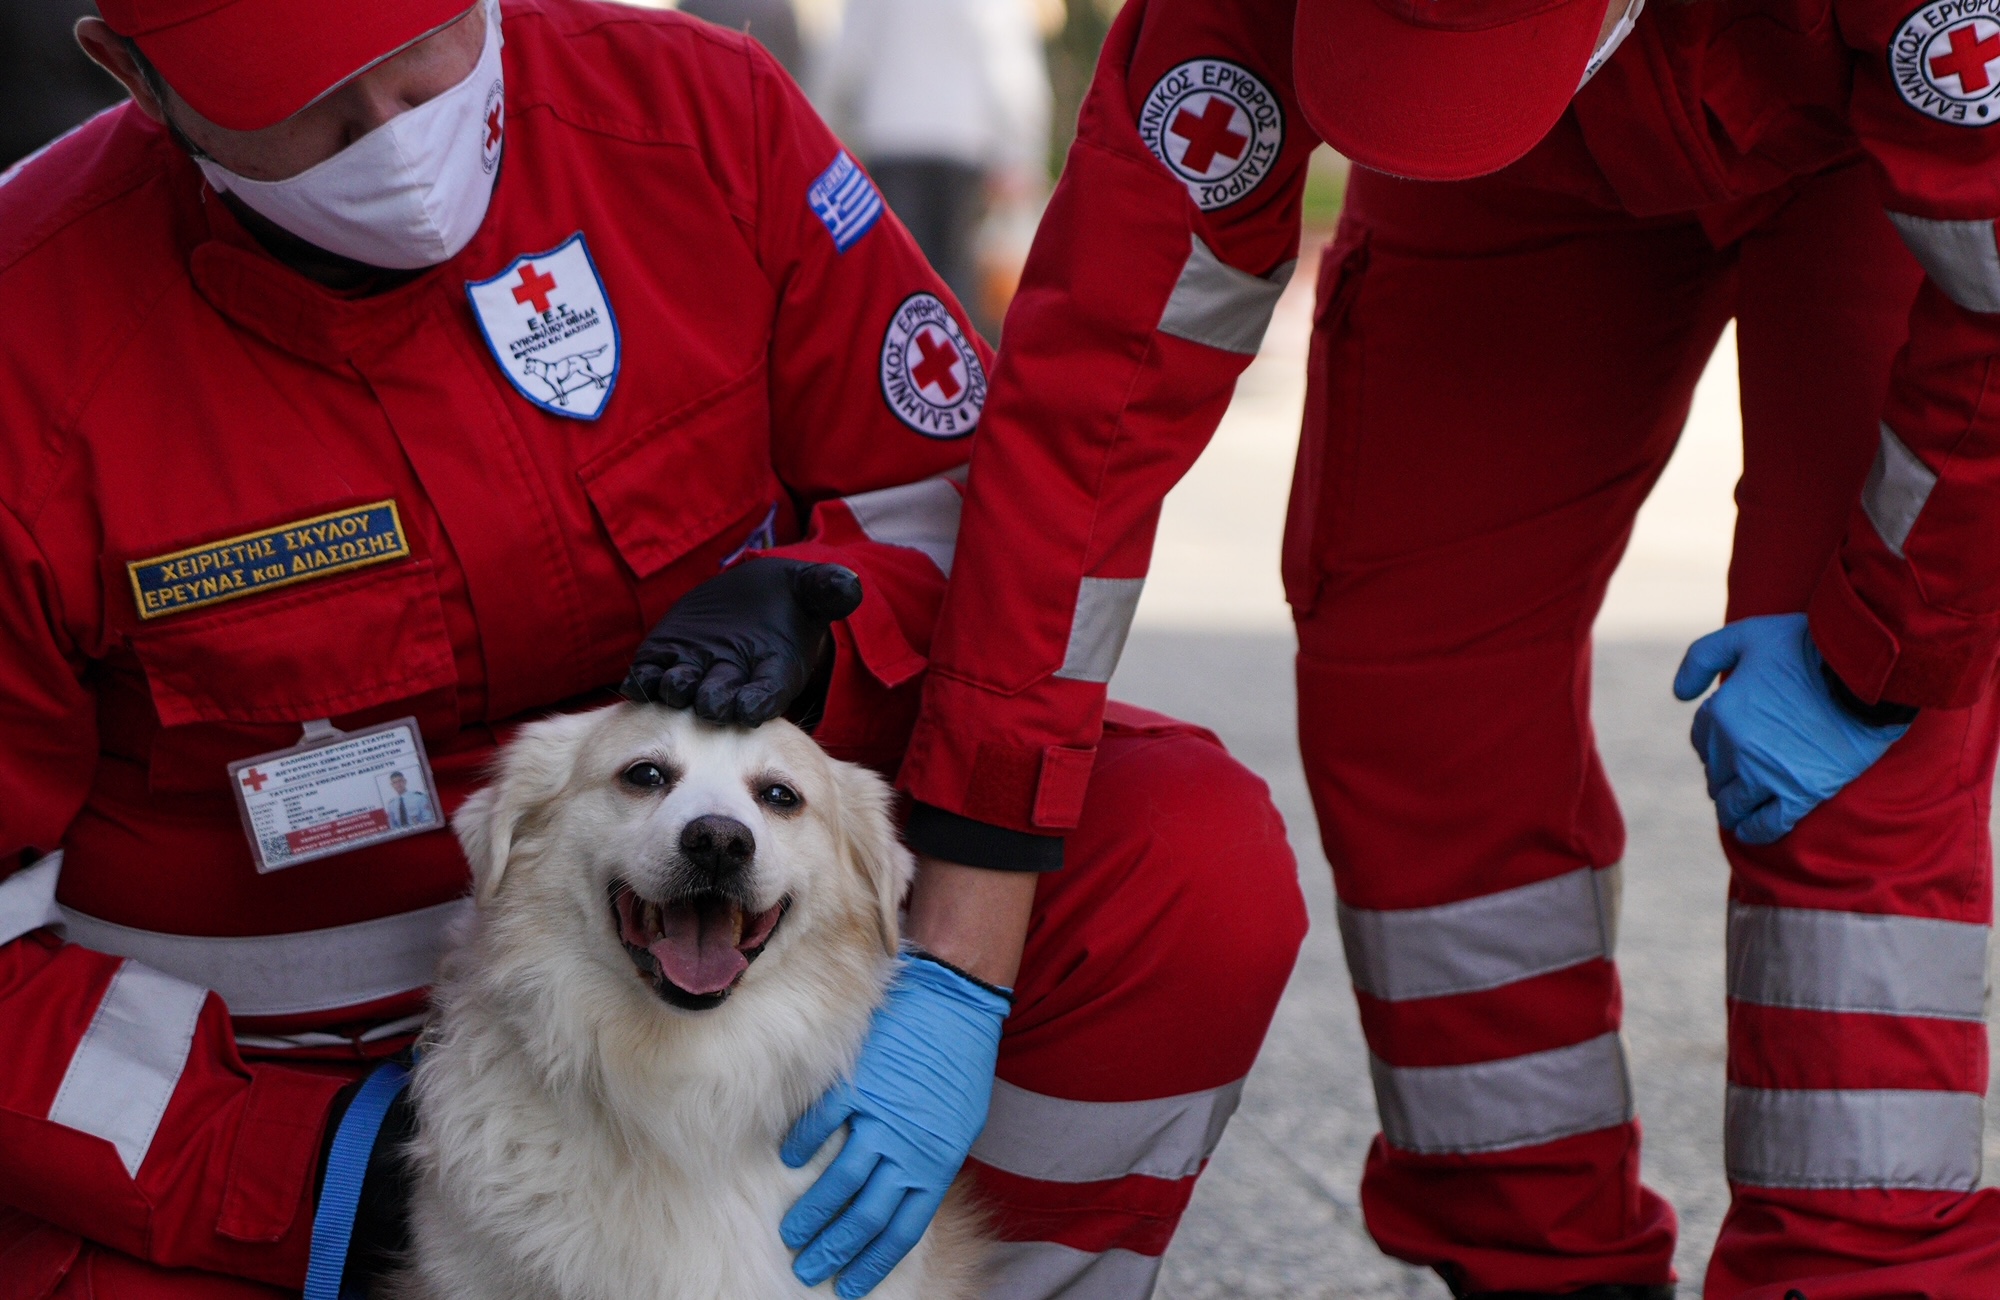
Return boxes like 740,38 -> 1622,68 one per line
781,952 -> 1009,1298
1672,613 -> 1910,845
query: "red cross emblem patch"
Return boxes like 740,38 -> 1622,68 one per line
1892,3 -> 2000,125
466,233 -> 621,420
879,293 -> 985,439
1138,59 -> 1284,210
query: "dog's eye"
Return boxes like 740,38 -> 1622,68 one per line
621,762 -> 671,789
758,782 -> 800,810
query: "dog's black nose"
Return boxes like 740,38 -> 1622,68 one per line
679,814 -> 755,882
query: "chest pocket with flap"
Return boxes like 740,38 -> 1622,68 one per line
577,361 -> 780,582
127,561 -> 458,792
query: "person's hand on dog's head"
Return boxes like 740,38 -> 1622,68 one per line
621,558 -> 862,727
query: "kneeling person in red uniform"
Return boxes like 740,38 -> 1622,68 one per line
0,3 -> 1306,1297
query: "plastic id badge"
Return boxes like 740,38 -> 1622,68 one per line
228,717 -> 443,873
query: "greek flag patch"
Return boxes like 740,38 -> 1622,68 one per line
807,152 -> 884,253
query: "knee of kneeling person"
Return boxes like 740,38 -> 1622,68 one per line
1089,725 -> 1308,963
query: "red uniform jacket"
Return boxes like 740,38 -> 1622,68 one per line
900,0 -> 2000,840
0,2 -> 986,1287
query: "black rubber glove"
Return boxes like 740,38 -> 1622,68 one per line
621,558 -> 864,726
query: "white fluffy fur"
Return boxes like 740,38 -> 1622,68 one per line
396,705 -> 984,1300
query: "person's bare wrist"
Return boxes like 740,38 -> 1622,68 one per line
902,854 -> 1037,988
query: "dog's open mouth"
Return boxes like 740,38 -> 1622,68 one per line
610,882 -> 787,1010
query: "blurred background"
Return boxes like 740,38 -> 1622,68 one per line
11,4 -> 1995,1296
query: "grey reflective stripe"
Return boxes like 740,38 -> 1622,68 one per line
1339,865 -> 1619,1002
1157,235 -> 1295,355
841,476 -> 963,577
1887,211 -> 2000,314
1372,1032 -> 1634,1155
48,960 -> 207,1176
1052,577 -> 1145,683
1725,1085 -> 1983,1191
59,898 -> 469,1017
0,854 -> 63,946
1728,903 -> 1988,1022
1860,423 -> 1936,559
982,1242 -> 1164,1300
970,1077 -> 1242,1183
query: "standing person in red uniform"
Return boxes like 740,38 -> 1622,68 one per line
898,0 -> 2000,1295
0,2 -> 1307,1297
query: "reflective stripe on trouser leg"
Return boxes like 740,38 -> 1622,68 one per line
982,1242 -> 1165,1300
1725,1085 -> 1983,1191
1341,864 -> 1634,1153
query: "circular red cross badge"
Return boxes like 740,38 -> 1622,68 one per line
1891,3 -> 2000,126
879,293 -> 985,439
1138,58 -> 1285,210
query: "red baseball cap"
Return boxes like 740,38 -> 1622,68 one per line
98,0 -> 477,132
1294,0 -> 1612,181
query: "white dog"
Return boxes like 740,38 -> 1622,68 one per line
394,704 -> 985,1300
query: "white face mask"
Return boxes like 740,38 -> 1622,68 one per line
197,0 -> 505,270
1577,0 -> 1646,90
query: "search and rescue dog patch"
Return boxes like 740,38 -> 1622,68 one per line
1140,59 -> 1284,210
467,232 -> 621,419
1893,0 -> 2000,125
127,501 -> 410,620
879,293 -> 985,438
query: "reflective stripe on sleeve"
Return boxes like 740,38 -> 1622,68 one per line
48,960 -> 208,1176
0,853 -> 64,946
969,1077 -> 1243,1184
982,1242 -> 1164,1300
1157,234 -> 1295,355
1727,903 -> 1989,1022
840,475 -> 963,577
1338,865 -> 1619,1002
1886,212 -> 2000,314
1371,1032 -> 1634,1155
1052,577 -> 1145,684
58,899 -> 469,1018
1725,1084 -> 1983,1191
1860,422 -> 1937,559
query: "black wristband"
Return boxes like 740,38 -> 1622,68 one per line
1820,658 -> 1919,728
906,802 -> 1064,872
904,947 -> 1016,1003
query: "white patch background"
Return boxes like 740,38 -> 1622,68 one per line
1890,2 -> 2000,126
879,294 -> 985,438
1138,58 -> 1285,210
467,233 -> 620,420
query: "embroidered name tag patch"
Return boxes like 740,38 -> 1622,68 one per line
128,501 -> 410,621
808,151 -> 885,253
467,232 -> 621,420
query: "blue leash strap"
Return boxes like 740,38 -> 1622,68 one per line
304,1058 -> 410,1300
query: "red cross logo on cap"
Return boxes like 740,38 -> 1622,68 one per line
1171,97 -> 1249,174
1931,21 -> 2000,93
910,328 -> 963,400
240,768 -> 269,793
512,263 -> 557,314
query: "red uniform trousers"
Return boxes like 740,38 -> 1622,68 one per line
2,704 -> 1305,1300
1288,158 -> 2000,1297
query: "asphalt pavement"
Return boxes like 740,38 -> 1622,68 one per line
1110,227 -> 2000,1298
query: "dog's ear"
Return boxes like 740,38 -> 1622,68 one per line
830,757 -> 916,957
454,708 -> 602,903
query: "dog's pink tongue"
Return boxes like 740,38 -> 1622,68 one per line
649,902 -> 747,996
